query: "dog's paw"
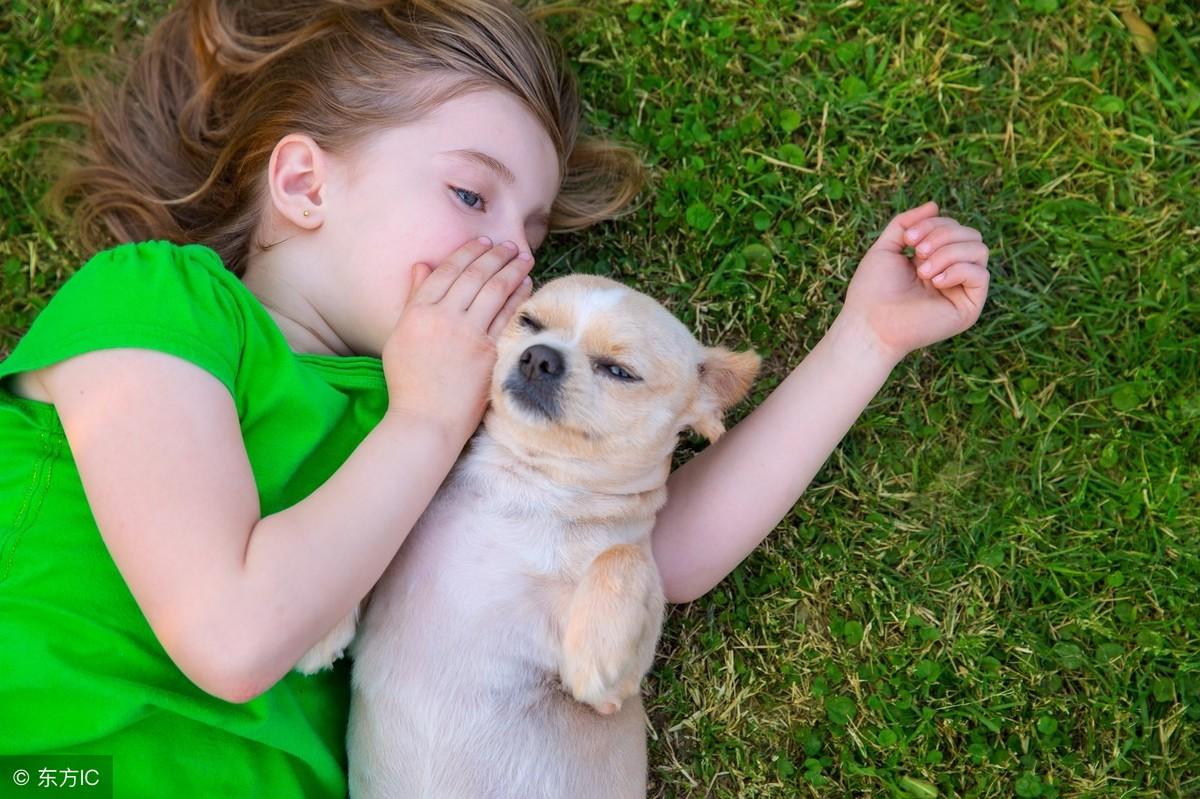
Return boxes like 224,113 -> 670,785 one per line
560,544 -> 663,715
294,608 -> 359,675
561,648 -> 637,714
593,700 -> 621,716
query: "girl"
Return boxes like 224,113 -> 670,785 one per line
0,0 -> 990,796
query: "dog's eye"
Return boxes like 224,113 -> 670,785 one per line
595,361 -> 640,382
518,313 -> 543,332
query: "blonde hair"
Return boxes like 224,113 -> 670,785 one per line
41,0 -> 645,275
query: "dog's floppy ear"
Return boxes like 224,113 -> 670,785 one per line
684,346 -> 762,443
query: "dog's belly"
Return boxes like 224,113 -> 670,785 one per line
347,473 -> 648,799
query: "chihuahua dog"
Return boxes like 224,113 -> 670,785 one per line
298,274 -> 760,798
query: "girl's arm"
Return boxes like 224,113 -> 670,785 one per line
652,202 -> 991,603
41,347 -> 465,703
38,238 -> 531,703
651,311 -> 897,603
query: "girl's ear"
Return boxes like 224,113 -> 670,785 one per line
683,346 -> 762,443
267,133 -> 328,230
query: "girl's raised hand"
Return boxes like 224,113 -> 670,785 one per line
841,201 -> 990,363
381,237 -> 535,444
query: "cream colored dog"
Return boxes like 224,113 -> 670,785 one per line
299,274 -> 760,798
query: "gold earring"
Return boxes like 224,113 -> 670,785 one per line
303,210 -> 311,217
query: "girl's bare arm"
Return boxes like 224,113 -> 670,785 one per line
651,203 -> 989,603
651,312 -> 898,603
41,347 -> 463,703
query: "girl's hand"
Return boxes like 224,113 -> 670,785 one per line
381,238 -> 535,444
841,201 -> 990,363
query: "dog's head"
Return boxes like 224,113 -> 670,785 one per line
484,274 -> 761,492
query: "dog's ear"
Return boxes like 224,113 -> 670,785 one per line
683,346 -> 762,443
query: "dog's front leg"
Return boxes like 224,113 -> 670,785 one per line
559,543 -> 665,715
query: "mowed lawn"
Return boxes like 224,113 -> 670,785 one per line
1,1 -> 1197,797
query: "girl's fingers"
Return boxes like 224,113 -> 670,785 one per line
409,262 -> 433,294
904,216 -> 972,250
487,275 -> 535,339
904,216 -> 950,246
931,261 -> 991,299
410,237 -> 496,305
870,201 -> 939,253
915,241 -> 990,280
912,223 -> 983,261
464,253 -> 533,332
442,241 -> 526,311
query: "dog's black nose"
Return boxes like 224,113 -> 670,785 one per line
519,344 -> 564,382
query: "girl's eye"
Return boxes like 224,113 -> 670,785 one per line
453,187 -> 485,210
519,313 -> 543,332
595,361 -> 640,382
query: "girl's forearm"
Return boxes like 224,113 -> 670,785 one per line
227,411 -> 465,700
651,311 -> 901,603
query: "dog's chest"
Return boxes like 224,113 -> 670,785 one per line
401,447 -> 654,591
353,452 -> 654,693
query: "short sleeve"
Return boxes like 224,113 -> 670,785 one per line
0,241 -> 245,399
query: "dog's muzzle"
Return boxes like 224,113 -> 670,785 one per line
502,344 -> 565,420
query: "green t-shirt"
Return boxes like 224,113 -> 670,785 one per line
0,240 -> 391,797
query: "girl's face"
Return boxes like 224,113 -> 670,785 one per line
279,88 -> 561,357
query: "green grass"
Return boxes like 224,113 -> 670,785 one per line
3,0 -> 1198,796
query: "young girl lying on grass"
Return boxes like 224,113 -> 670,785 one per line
0,0 -> 989,795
